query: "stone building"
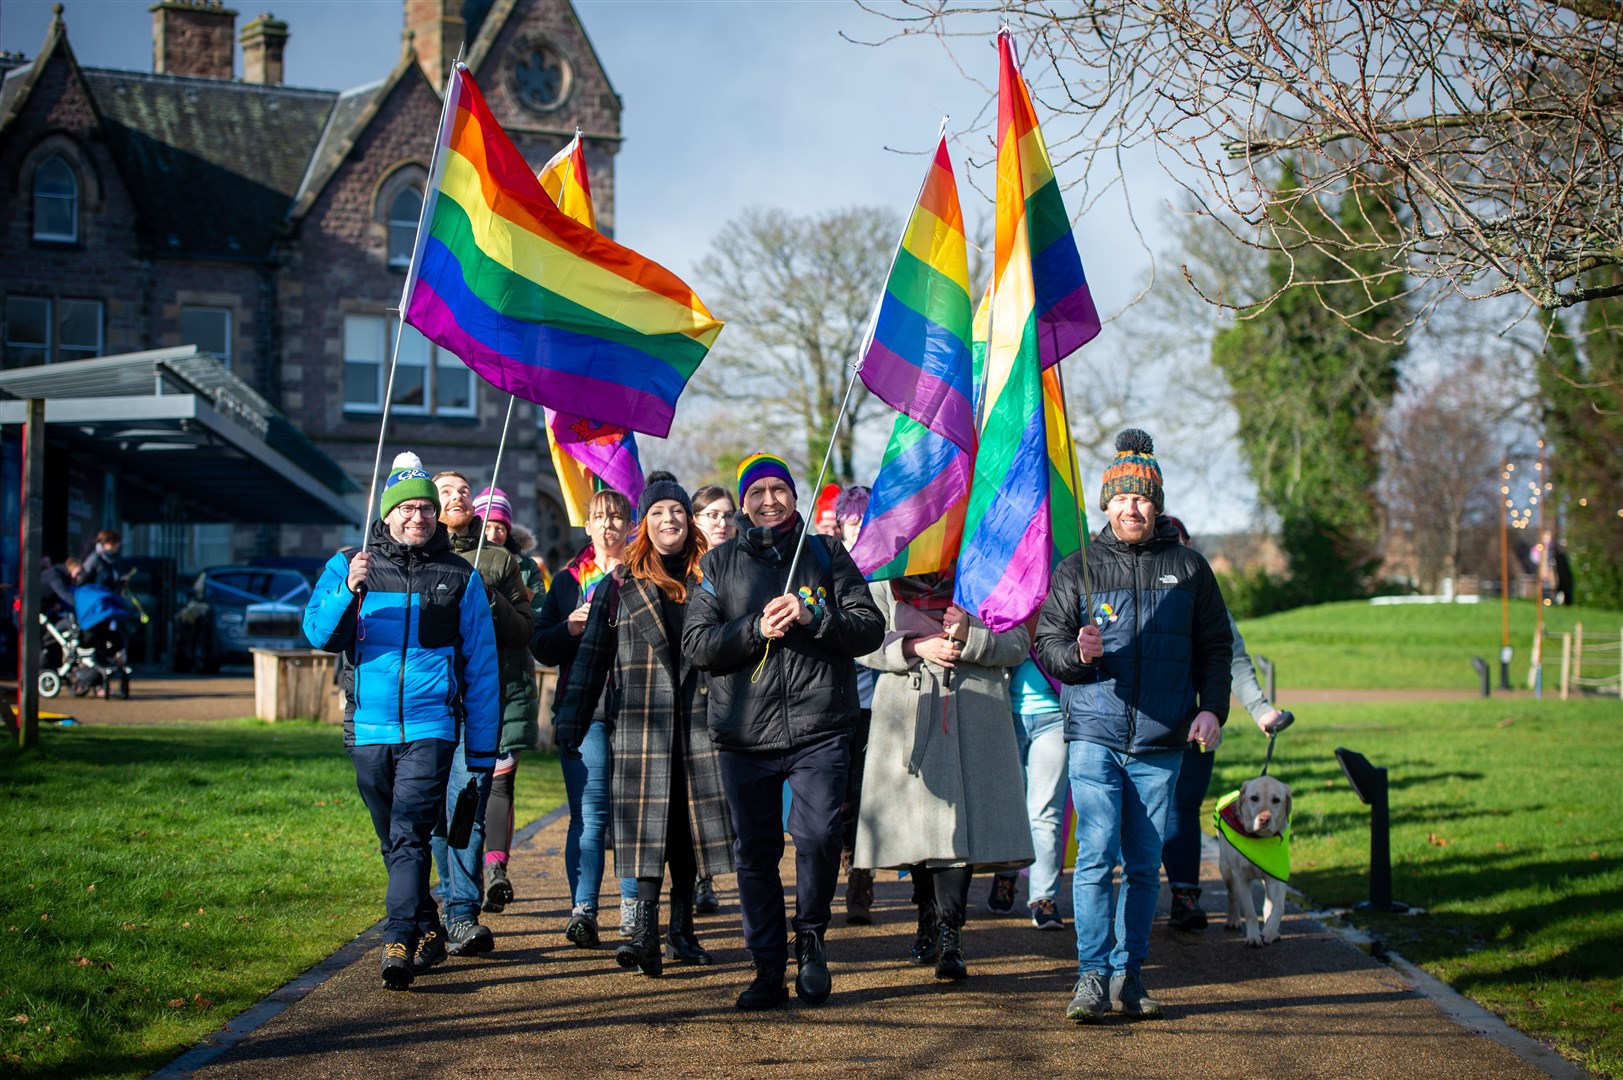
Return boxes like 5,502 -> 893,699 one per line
0,0 -> 622,573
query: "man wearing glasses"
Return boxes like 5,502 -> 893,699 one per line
429,470 -> 535,962
304,452 -> 500,990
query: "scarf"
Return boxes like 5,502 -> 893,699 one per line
568,544 -> 608,601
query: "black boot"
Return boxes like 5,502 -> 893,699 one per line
934,923 -> 967,981
664,896 -> 713,965
614,899 -> 663,977
794,930 -> 831,1005
910,906 -> 939,964
735,961 -> 789,1010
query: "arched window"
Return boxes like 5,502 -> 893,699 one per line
387,187 -> 422,269
33,155 -> 78,242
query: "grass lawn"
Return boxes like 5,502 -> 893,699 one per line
1210,696 -> 1623,1077
0,720 -> 564,1078
1239,598 -> 1623,690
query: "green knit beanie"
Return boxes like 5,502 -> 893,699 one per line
379,451 -> 440,518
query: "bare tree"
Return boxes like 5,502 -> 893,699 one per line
1382,358 -> 1509,590
692,206 -> 899,483
858,2 -> 1623,337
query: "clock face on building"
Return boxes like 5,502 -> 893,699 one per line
511,43 -> 570,113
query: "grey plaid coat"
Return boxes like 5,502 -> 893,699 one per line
557,567 -> 735,880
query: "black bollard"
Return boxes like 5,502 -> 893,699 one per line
1472,656 -> 1490,698
1335,747 -> 1409,913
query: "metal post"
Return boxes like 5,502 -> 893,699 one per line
18,398 -> 44,749
1560,632 -> 1572,701
1366,765 -> 1392,911
1471,656 -> 1490,698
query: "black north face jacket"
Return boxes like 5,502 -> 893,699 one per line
683,515 -> 884,753
1035,516 -> 1232,753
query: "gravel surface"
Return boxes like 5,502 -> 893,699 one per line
186,815 -> 1547,1079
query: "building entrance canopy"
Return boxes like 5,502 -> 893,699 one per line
0,348 -> 359,525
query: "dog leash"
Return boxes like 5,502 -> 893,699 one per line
1259,710 -> 1294,777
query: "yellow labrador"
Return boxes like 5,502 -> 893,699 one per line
1217,776 -> 1293,947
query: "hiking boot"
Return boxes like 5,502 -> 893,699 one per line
380,941 -> 414,990
615,899 -> 663,977
934,924 -> 967,981
735,961 -> 789,1011
987,873 -> 1018,914
484,861 -> 513,914
1065,971 -> 1109,1023
693,876 -> 720,914
446,918 -> 494,957
794,930 -> 831,1004
410,927 -> 447,975
910,906 -> 939,964
565,905 -> 600,949
1029,897 -> 1064,931
845,866 -> 874,925
1168,886 -> 1208,932
1110,970 -> 1164,1018
664,896 -> 713,965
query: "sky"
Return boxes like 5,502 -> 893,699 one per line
2,0 -> 1255,531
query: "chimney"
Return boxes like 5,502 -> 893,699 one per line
239,12 -> 288,85
151,1 -> 238,79
403,0 -> 463,88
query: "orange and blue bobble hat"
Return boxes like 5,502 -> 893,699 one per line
1099,428 -> 1164,512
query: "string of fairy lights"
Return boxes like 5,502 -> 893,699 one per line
1501,439 -> 1623,532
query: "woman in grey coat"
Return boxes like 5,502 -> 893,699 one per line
557,473 -> 735,977
853,572 -> 1034,981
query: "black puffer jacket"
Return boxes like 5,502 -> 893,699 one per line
683,515 -> 884,753
1035,516 -> 1232,753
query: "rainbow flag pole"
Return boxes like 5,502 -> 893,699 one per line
358,49 -> 466,551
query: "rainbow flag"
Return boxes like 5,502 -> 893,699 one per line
851,137 -> 975,579
403,66 -> 722,438
954,30 -> 1100,631
533,132 -> 645,525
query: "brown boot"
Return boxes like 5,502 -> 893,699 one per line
845,866 -> 874,925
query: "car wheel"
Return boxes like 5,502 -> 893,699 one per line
38,670 -> 60,698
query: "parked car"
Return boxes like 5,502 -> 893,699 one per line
172,564 -> 318,672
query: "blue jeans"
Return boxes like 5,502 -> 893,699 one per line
1069,740 -> 1182,977
1015,714 -> 1070,904
1162,744 -> 1215,889
559,721 -> 634,912
431,741 -> 492,925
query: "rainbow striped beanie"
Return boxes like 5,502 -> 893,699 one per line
1099,428 -> 1164,511
737,452 -> 796,501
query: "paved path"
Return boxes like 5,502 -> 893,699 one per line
180,814 -> 1555,1080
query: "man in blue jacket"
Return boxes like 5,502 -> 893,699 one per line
304,452 -> 500,990
1036,430 -> 1231,1024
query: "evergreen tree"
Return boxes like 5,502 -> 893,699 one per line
1211,164 -> 1408,605
1540,280 -> 1623,610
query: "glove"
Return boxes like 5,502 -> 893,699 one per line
554,720 -> 579,755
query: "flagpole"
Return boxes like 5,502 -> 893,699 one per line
1050,360 -> 1095,613
362,58 -> 463,553
780,120 -> 943,590
781,359 -> 864,591
474,395 -> 517,566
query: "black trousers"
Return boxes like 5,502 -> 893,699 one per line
911,864 -> 973,929
637,737 -> 697,906
350,738 -> 456,945
840,707 -> 872,852
718,731 -> 850,965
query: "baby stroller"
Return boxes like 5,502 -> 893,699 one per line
39,584 -> 131,699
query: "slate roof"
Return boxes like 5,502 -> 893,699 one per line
81,68 -> 337,262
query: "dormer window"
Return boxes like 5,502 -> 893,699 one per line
32,155 -> 78,243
